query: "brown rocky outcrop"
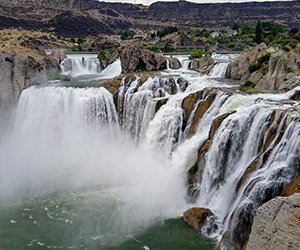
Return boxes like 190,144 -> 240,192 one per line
281,175 -> 300,197
245,193 -> 300,250
183,207 -> 213,231
186,94 -> 216,138
120,47 -> 167,73
189,54 -> 215,74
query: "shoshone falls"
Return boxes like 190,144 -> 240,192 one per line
0,53 -> 299,250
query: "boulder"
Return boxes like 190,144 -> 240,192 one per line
189,54 -> 215,74
120,46 -> 167,73
177,77 -> 189,92
183,207 -> 213,231
168,57 -> 181,69
245,193 -> 300,250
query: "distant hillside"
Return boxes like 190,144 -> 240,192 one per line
0,0 -> 299,37
85,0 -> 300,28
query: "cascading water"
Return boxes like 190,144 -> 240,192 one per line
60,54 -> 102,76
1,52 -> 299,250
209,53 -> 236,77
208,62 -> 229,77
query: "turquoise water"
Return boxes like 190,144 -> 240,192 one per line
0,187 -> 216,250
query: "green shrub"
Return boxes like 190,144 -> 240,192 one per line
98,50 -> 107,60
283,46 -> 290,52
157,27 -> 178,38
146,45 -> 164,52
121,29 -> 136,40
206,38 -> 217,45
248,53 -> 271,73
244,80 -> 254,87
163,44 -> 175,52
189,48 -> 204,59
226,42 -> 235,48
77,37 -> 85,44
249,64 -> 261,73
240,80 -> 256,92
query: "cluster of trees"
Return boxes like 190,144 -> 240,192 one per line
67,37 -> 91,51
120,29 -> 136,40
157,27 -> 178,38
193,20 -> 299,51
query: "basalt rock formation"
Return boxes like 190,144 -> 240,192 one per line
245,193 -> 300,250
189,54 -> 215,75
120,47 -> 167,73
1,0 -> 300,36
226,43 -> 300,91
85,0 -> 300,28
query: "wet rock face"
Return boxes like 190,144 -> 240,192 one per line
168,57 -> 181,70
120,47 -> 167,73
189,54 -> 215,75
245,194 -> 300,250
183,207 -> 213,231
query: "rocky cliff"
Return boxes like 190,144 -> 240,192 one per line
85,0 -> 300,28
0,52 -> 57,133
226,43 -> 300,91
0,0 -> 83,13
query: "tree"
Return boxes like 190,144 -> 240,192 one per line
241,23 -> 255,35
255,20 -> 263,44
232,22 -> 239,32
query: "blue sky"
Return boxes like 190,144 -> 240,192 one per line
99,0 -> 292,5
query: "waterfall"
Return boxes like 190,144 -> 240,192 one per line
209,62 -> 229,77
60,54 -> 101,76
0,84 -> 190,245
209,53 -> 235,77
187,92 -> 300,248
1,56 -> 300,250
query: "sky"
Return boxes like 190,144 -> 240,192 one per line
99,0 -> 292,5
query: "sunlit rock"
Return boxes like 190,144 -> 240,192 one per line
183,207 -> 213,231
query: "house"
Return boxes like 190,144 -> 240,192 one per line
211,31 -> 221,38
227,30 -> 238,37
134,31 -> 147,39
